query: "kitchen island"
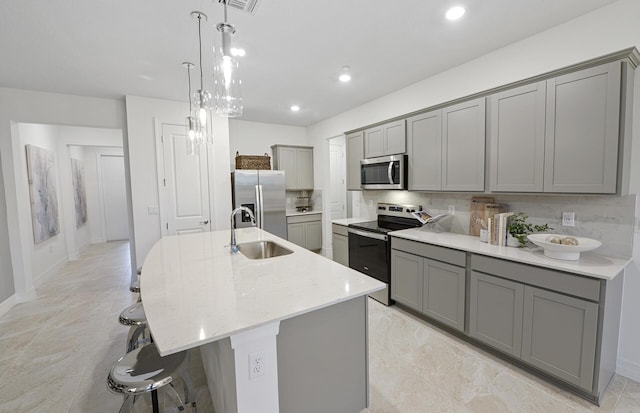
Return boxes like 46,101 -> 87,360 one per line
141,227 -> 384,413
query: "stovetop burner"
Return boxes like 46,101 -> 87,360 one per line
348,203 -> 423,234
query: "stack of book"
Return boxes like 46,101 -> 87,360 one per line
487,212 -> 515,246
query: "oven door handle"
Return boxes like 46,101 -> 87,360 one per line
348,228 -> 388,241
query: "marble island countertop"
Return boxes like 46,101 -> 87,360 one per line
141,227 -> 385,356
390,228 -> 631,280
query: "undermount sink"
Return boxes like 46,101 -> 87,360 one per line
237,240 -> 293,260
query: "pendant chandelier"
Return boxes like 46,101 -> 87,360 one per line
214,0 -> 243,117
183,61 -> 199,155
189,11 -> 212,155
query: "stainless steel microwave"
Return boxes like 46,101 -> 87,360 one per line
360,155 -> 407,190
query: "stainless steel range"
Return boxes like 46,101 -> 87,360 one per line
348,203 -> 422,305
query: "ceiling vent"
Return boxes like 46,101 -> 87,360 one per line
218,0 -> 262,15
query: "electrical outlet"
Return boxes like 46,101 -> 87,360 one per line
448,205 -> 455,215
562,211 -> 575,227
249,351 -> 265,380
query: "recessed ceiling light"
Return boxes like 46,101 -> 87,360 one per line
445,6 -> 465,21
290,105 -> 300,112
339,66 -> 352,82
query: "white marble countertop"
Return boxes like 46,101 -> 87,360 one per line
141,228 -> 385,356
390,228 -> 631,280
286,210 -> 322,217
332,217 -> 374,226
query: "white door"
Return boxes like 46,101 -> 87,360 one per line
329,137 -> 347,220
100,155 -> 129,241
159,123 -> 211,235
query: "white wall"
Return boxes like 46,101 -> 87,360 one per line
77,146 -> 125,244
125,96 -> 232,268
0,88 -> 125,305
307,0 -> 640,381
16,123 -> 67,281
229,119 -> 308,169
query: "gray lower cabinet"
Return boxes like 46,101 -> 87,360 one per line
287,214 -> 322,251
346,131 -> 363,191
391,238 -> 466,331
522,286 -> 598,391
470,253 -> 621,398
391,249 -> 423,312
469,271 -> 524,357
331,224 -> 349,266
423,259 -> 465,331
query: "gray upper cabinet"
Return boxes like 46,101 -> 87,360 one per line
272,145 -> 314,190
346,131 -> 363,191
489,82 -> 546,192
364,119 -> 406,158
442,98 -> 486,191
469,271 -> 524,357
407,110 -> 442,191
544,62 -> 621,193
522,286 -> 598,391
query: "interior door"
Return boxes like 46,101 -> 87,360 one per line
329,139 -> 346,220
160,123 -> 211,235
100,155 -> 129,241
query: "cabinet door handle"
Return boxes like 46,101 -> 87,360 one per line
200,220 -> 209,225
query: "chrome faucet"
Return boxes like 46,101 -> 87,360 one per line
230,206 -> 256,253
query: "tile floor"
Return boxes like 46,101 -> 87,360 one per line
0,241 -> 638,413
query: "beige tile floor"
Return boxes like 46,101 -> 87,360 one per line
0,241 -> 638,413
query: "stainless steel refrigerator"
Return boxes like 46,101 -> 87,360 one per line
231,170 -> 287,239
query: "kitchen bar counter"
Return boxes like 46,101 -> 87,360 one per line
332,217 -> 373,226
285,210 -> 322,217
391,228 -> 630,280
141,227 -> 384,356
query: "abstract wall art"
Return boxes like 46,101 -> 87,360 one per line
26,144 -> 60,243
71,158 -> 88,228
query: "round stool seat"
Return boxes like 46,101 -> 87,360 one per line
119,302 -> 146,326
107,344 -> 187,395
129,279 -> 140,293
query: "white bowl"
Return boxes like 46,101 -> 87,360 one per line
527,234 -> 602,261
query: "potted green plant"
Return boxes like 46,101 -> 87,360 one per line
506,212 -> 552,247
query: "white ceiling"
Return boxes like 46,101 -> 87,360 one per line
0,0 -> 620,127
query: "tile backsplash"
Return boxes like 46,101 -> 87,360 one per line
352,191 -> 636,259
286,190 -> 322,212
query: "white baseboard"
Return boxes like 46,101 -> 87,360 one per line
0,294 -> 16,318
617,357 -> 640,382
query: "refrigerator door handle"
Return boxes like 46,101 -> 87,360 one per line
254,185 -> 262,228
258,184 -> 265,229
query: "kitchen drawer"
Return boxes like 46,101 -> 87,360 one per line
287,213 -> 322,224
471,254 -> 600,301
391,237 -> 466,267
332,223 -> 348,237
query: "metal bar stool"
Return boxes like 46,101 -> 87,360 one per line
107,343 -> 196,413
119,302 -> 152,352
